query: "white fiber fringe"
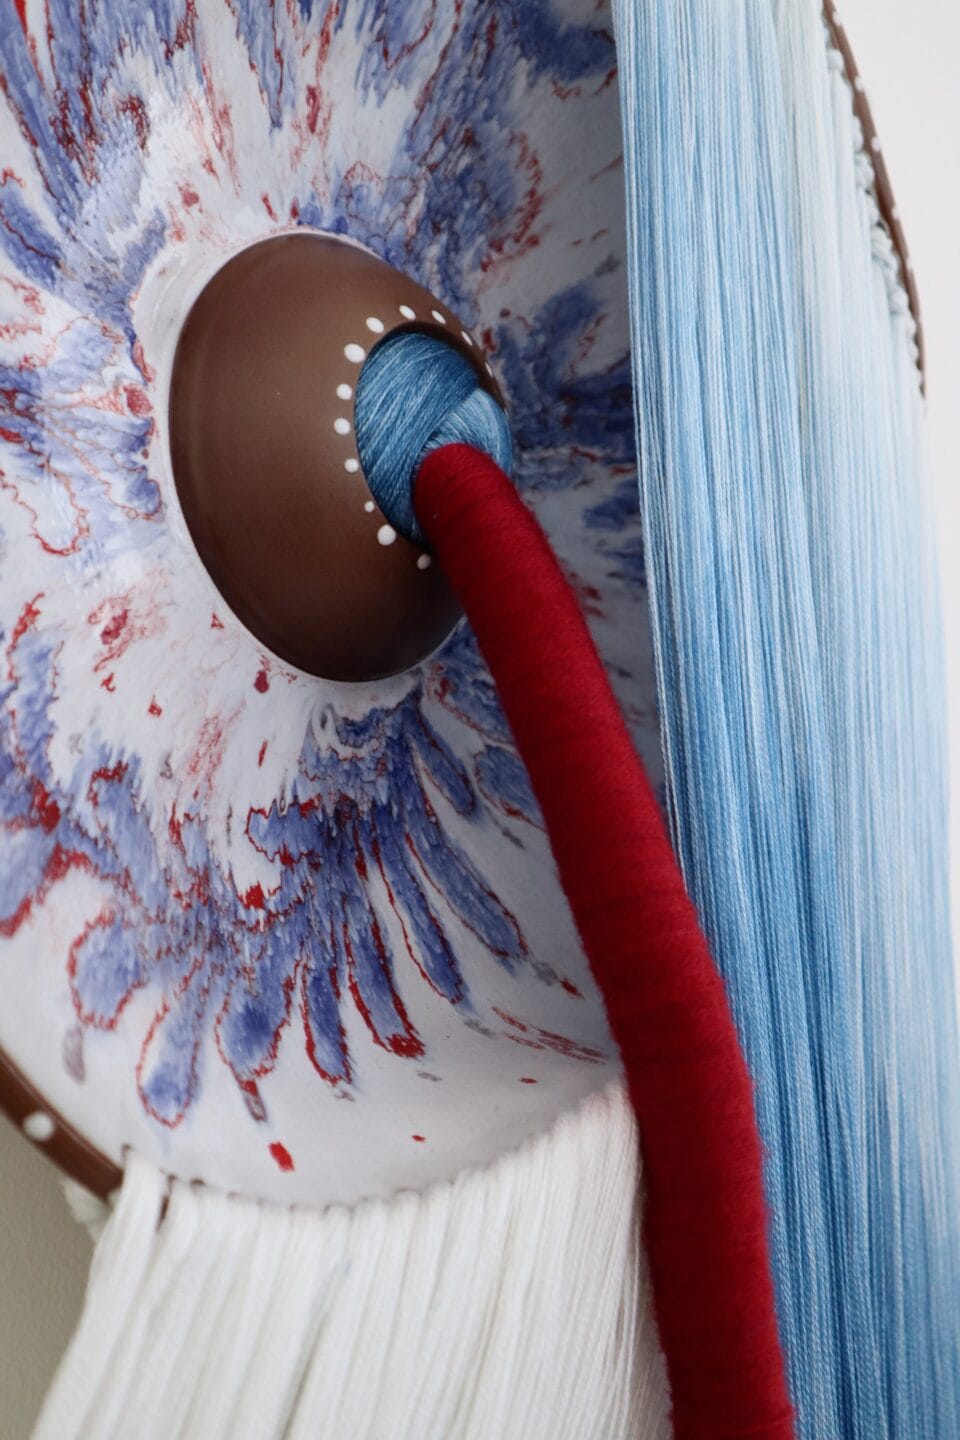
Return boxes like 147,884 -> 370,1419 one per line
35,1081 -> 669,1440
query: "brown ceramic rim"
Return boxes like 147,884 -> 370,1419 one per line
0,1048 -> 123,1198
823,0 -> 924,387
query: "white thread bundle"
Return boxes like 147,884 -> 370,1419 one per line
59,1177 -> 114,1245
35,1081 -> 668,1440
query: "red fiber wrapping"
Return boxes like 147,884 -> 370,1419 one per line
416,444 -> 794,1440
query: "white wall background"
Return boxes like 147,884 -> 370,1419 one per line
0,4 -> 957,1435
845,1 -> 960,992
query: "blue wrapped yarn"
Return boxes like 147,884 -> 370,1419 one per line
354,330 -> 512,545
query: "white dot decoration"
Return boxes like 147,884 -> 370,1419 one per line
462,331 -> 475,347
377,524 -> 398,547
23,1111 -> 55,1142
364,500 -> 376,513
334,416 -> 351,436
344,343 -> 365,364
431,309 -> 447,325
336,382 -> 353,401
344,457 -> 360,474
365,315 -> 385,334
417,554 -> 433,571
870,135 -> 881,153
399,304 -> 416,320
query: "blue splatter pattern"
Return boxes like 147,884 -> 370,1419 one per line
0,1 -> 653,1163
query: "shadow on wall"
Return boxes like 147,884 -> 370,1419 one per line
0,1119 -> 90,1437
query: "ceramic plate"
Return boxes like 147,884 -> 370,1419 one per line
0,0 -> 661,1205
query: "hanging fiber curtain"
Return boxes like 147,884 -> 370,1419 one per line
614,0 -> 960,1434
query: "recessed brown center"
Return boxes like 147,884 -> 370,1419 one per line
169,234 -> 495,682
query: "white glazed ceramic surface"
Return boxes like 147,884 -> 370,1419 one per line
0,0 -> 661,1204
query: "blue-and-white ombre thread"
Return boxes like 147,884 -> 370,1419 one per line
355,331 -> 512,545
613,1 -> 960,1436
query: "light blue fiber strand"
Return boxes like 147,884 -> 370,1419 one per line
613,1 -> 960,1436
355,330 -> 512,544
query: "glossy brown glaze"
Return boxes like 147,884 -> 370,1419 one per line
0,1049 -> 122,1199
169,233 -> 502,681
